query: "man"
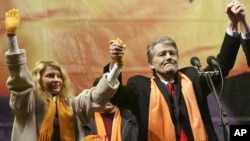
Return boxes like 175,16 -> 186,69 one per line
83,77 -> 138,141
104,1 -> 250,141
83,101 -> 138,141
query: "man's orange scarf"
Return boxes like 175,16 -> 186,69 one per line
37,96 -> 75,141
85,106 -> 122,141
148,72 -> 208,141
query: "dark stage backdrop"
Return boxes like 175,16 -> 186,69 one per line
208,72 -> 250,141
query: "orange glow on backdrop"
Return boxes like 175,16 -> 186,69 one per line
0,0 -> 250,96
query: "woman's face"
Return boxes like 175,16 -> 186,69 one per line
41,66 -> 63,96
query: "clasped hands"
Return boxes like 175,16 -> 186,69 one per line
109,38 -> 126,66
227,0 -> 246,23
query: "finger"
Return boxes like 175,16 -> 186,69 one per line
110,44 -> 124,51
227,1 -> 234,9
110,50 -> 124,57
14,9 -> 19,19
11,9 -> 15,18
231,4 -> 244,14
5,12 -> 8,19
233,6 -> 245,13
109,39 -> 117,44
109,38 -> 126,47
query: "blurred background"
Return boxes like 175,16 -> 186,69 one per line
0,0 -> 250,140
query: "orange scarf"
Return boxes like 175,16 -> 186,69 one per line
148,72 -> 208,141
37,96 -> 75,141
85,107 -> 122,141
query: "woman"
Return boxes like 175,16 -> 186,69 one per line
5,9 -> 124,141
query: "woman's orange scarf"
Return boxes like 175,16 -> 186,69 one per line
85,106 -> 122,141
148,72 -> 208,141
37,96 -> 75,141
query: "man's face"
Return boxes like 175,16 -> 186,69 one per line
149,43 -> 178,81
103,101 -> 116,113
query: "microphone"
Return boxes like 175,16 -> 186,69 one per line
204,56 -> 220,76
190,56 -> 202,71
207,56 -> 219,66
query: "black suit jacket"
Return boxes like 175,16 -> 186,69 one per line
241,37 -> 250,67
105,33 -> 241,141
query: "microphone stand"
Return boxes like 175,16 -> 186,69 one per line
205,73 -> 230,141
191,56 -> 230,140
